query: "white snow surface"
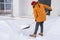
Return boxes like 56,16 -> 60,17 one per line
0,16 -> 60,40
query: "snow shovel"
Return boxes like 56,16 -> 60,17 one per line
23,22 -> 35,30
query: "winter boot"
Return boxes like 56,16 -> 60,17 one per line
30,34 -> 36,38
39,33 -> 43,36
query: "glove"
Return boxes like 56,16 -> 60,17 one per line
48,9 -> 52,11
35,19 -> 37,21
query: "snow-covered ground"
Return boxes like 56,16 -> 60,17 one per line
0,16 -> 60,40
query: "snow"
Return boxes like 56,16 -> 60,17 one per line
0,16 -> 60,40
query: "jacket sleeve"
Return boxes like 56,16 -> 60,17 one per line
44,4 -> 52,11
33,8 -> 38,20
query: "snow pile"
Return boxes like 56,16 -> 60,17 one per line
0,16 -> 60,40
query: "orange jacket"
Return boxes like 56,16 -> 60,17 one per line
33,3 -> 52,22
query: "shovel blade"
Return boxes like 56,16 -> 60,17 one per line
23,26 -> 30,29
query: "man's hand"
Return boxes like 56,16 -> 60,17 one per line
49,9 -> 52,11
35,19 -> 37,21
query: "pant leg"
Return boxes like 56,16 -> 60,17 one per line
40,22 -> 44,33
34,22 -> 40,34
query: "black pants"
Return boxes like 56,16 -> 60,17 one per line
34,22 -> 44,34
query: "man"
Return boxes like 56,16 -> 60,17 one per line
30,1 -> 52,37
